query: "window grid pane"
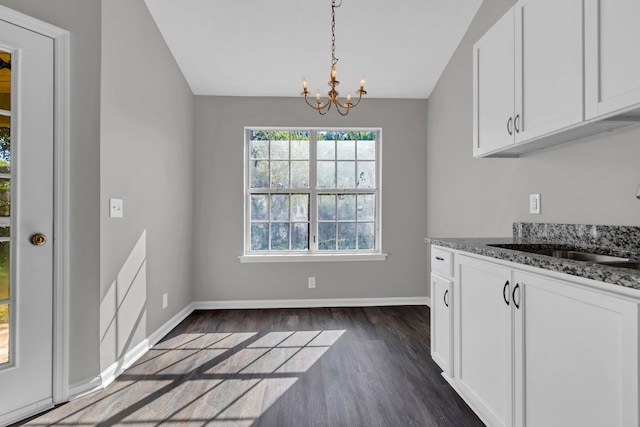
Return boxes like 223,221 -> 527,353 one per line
248,129 -> 379,254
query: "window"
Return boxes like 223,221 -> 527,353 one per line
242,128 -> 385,262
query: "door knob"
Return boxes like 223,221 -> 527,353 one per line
30,233 -> 47,246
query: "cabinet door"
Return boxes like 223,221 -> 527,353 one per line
585,0 -> 640,119
473,8 -> 515,157
430,273 -> 452,375
513,272 -> 639,427
514,0 -> 584,142
455,256 -> 513,427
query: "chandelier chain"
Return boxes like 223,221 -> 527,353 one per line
331,0 -> 340,66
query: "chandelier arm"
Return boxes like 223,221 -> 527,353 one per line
334,103 -> 350,116
303,94 -> 328,112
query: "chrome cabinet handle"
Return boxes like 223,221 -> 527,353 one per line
507,117 -> 513,135
444,289 -> 449,307
435,256 -> 444,261
514,114 -> 520,133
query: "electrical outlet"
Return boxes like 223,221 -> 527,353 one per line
308,277 -> 316,289
162,293 -> 168,309
109,198 -> 123,218
529,194 -> 541,214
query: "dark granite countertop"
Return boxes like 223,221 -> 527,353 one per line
428,223 -> 640,291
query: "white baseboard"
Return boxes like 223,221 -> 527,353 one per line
68,303 -> 195,401
193,296 -> 429,310
68,375 -> 103,401
148,303 -> 195,347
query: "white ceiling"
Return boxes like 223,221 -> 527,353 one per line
144,0 -> 482,99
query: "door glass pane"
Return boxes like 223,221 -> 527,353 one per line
0,178 -> 9,216
0,304 -> 8,365
0,241 -> 8,300
0,51 -> 10,112
0,115 -> 9,174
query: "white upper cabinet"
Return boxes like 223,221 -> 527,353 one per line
473,8 -> 515,156
585,0 -> 640,119
514,0 -> 584,143
473,0 -> 585,157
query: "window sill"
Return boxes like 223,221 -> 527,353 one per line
239,253 -> 388,263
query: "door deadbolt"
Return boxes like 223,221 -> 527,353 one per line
30,233 -> 47,246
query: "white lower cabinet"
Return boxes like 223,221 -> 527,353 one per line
513,271 -> 639,427
430,273 -> 453,375
455,256 -> 513,427
447,252 -> 640,427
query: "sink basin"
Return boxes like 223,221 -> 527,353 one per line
487,243 -> 629,263
592,261 -> 640,270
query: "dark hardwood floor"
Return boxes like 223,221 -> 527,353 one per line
15,306 -> 483,426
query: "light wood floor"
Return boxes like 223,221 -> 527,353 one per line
14,306 -> 483,426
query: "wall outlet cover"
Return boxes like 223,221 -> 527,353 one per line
110,198 -> 124,218
529,194 -> 541,214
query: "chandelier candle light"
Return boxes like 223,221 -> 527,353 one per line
301,0 -> 367,116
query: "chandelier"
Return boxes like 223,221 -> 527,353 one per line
300,0 -> 367,116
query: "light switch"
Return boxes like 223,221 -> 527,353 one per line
529,194 -> 541,214
110,198 -> 123,218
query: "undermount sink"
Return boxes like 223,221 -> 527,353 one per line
487,243 -> 630,263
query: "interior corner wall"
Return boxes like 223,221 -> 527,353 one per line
427,0 -> 640,246
100,0 -> 194,371
0,0 -> 103,386
193,96 -> 428,303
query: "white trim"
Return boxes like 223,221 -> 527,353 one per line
0,397 -> 54,427
100,338 -> 150,388
0,4 -> 71,406
68,375 -> 103,401
68,303 -> 195,399
193,297 -> 429,310
147,303 -> 195,347
52,27 -> 71,406
239,252 -> 388,263
244,127 -> 383,256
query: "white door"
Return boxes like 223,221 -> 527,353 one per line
0,18 -> 55,424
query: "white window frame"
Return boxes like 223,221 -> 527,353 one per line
240,127 -> 387,263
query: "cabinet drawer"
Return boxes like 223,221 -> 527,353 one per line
432,247 -> 453,277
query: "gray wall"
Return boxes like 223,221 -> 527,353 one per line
0,0 -> 103,385
100,0 -> 194,371
427,0 -> 640,248
194,97 -> 428,302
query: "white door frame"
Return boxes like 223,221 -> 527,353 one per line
0,5 -> 71,404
